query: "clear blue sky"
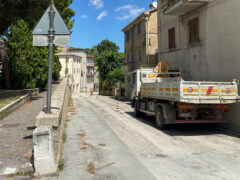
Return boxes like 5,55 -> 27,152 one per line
69,0 -> 156,52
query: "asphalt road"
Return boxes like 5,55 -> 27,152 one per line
40,93 -> 240,180
79,94 -> 240,180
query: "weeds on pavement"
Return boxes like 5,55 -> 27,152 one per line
58,159 -> 65,171
62,131 -> 67,142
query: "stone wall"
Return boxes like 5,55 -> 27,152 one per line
33,78 -> 70,176
99,90 -> 113,96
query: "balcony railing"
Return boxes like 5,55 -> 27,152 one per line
161,0 -> 208,15
87,72 -> 94,76
87,63 -> 95,67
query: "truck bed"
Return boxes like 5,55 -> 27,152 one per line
140,74 -> 239,104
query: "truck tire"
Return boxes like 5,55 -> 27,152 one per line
155,107 -> 164,129
134,101 -> 141,117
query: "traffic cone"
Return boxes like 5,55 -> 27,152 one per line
116,103 -> 120,112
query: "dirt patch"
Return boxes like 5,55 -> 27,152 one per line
78,133 -> 86,137
68,108 -> 76,112
69,97 -> 74,107
81,147 -> 87,150
83,141 -> 92,147
71,113 -> 78,116
88,162 -> 96,174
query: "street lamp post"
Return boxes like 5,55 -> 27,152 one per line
46,0 -> 55,113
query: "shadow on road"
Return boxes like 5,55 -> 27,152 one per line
125,111 -> 240,139
30,96 -> 44,101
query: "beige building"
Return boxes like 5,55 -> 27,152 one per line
86,54 -> 99,92
157,0 -> 240,131
122,4 -> 159,99
57,47 -> 87,93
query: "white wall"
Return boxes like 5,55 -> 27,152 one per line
69,50 -> 87,91
158,0 -> 240,81
86,57 -> 96,91
58,55 -> 82,93
157,0 -> 240,129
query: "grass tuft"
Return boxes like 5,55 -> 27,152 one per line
6,171 -> 33,177
62,131 -> 67,142
58,159 -> 65,171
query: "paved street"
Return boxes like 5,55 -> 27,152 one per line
42,93 -> 240,180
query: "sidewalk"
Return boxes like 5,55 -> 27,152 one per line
0,83 -> 59,178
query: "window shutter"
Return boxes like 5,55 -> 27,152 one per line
168,27 -> 175,49
189,17 -> 199,44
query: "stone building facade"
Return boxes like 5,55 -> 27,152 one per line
122,4 -> 159,99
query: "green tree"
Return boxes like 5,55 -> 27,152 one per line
106,68 -> 124,88
0,0 -> 75,34
96,39 -> 120,54
93,40 -> 124,90
86,46 -> 97,55
0,0 -> 74,88
6,19 -> 61,89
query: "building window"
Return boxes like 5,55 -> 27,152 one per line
131,27 -> 135,46
189,17 -> 199,44
143,36 -> 146,46
168,27 -> 176,49
125,31 -> 130,42
155,49 -> 159,62
131,52 -> 135,63
137,23 -> 141,35
131,52 -> 135,71
138,50 -> 142,63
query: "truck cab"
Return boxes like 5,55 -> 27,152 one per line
128,69 -> 153,107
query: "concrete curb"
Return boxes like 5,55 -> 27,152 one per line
0,94 -> 30,121
0,88 -> 40,121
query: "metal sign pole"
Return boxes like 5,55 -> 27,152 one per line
46,0 -> 55,114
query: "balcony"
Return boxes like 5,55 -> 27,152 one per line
87,63 -> 95,67
161,0 -> 208,15
87,72 -> 94,76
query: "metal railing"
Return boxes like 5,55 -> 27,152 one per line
87,63 -> 95,67
87,72 -> 94,76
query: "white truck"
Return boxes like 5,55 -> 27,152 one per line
130,65 -> 240,129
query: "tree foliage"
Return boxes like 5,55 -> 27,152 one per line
92,39 -> 124,90
0,0 -> 73,89
86,46 -> 97,55
0,0 -> 75,34
96,39 -> 120,54
6,19 -> 61,89
106,68 -> 124,88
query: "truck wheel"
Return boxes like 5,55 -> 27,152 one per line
134,102 -> 141,117
155,107 -> 164,129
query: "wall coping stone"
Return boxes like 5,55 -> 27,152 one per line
35,79 -> 67,128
